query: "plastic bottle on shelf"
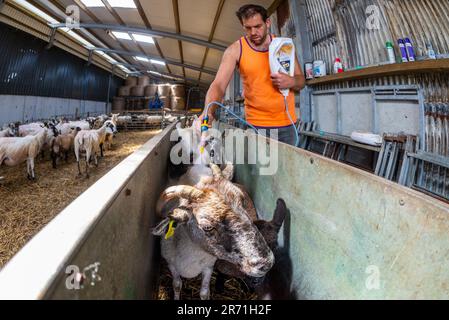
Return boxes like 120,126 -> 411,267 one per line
386,41 -> 396,64
405,38 -> 416,62
333,57 -> 344,74
398,39 -> 409,62
426,42 -> 437,60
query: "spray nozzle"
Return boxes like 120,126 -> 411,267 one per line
200,115 -> 209,154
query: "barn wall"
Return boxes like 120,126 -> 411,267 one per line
0,22 -> 123,108
0,95 -> 110,125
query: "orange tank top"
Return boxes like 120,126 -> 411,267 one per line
238,35 -> 297,127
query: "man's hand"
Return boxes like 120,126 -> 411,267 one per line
199,112 -> 215,125
271,73 -> 296,90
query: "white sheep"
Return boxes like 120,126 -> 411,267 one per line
103,120 -> 118,151
74,122 -> 113,178
117,116 -> 132,126
51,127 -> 80,168
0,129 -> 48,180
0,127 -> 15,138
58,120 -> 90,135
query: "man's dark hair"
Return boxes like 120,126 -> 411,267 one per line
236,4 -> 268,24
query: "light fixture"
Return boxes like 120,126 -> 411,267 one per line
150,59 -> 166,66
13,0 -> 58,23
80,0 -> 105,7
111,31 -> 132,40
108,0 -> 136,8
135,56 -> 150,62
132,34 -> 154,44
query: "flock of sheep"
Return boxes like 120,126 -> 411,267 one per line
0,114 -> 126,181
154,120 -> 287,300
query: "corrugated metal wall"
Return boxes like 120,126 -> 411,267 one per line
0,22 -> 123,102
306,0 -> 449,70
304,0 -> 449,103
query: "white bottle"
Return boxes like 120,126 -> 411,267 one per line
386,41 -> 396,64
269,38 -> 296,97
427,42 -> 436,60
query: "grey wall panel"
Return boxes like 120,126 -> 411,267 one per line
341,92 -> 373,135
377,100 -> 420,136
313,94 -> 337,133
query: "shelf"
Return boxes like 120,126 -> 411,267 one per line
306,59 -> 449,86
300,130 -> 382,152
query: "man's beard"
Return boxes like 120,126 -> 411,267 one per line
250,31 -> 268,46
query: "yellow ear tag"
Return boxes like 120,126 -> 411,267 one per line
165,220 -> 176,240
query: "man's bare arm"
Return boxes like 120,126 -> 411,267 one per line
203,41 -> 240,120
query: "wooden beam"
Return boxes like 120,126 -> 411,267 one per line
197,0 -> 226,83
306,59 -> 449,86
267,0 -> 285,16
133,0 -> 173,75
172,0 -> 185,78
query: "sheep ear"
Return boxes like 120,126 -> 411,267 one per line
272,198 -> 287,230
222,163 -> 234,181
152,217 -> 171,236
210,163 -> 222,180
171,207 -> 192,223
176,122 -> 182,129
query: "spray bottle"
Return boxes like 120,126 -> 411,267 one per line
426,42 -> 436,60
405,38 -> 416,62
333,57 -> 344,74
386,41 -> 396,64
398,39 -> 409,62
269,38 -> 300,146
269,38 -> 295,97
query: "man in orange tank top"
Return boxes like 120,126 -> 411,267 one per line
199,4 -> 305,145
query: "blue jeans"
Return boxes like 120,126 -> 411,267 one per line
253,124 -> 297,146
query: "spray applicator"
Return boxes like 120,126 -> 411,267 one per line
269,38 -> 300,146
199,114 -> 209,154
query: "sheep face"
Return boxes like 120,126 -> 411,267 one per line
158,186 -> 274,278
105,121 -> 118,136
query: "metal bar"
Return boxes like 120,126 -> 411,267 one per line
49,23 -> 227,51
377,142 -> 391,177
336,92 -> 342,134
46,27 -> 57,50
385,142 -> 397,179
87,50 -> 93,66
113,62 -> 209,86
106,66 -> 113,113
375,95 -> 420,101
92,47 -> 216,75
408,151 -> 449,170
372,89 -> 379,134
